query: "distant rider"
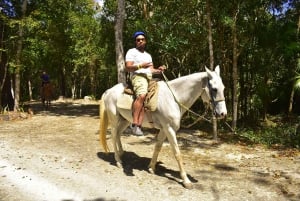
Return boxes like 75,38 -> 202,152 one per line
41,71 -> 50,87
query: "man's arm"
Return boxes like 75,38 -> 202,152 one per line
125,61 -> 153,72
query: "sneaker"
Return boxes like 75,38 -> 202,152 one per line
131,125 -> 144,136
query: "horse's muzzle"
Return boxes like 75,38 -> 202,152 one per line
213,100 -> 227,119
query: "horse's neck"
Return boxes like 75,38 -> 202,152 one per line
168,72 -> 207,111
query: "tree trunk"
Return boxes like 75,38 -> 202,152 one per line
288,87 -> 295,114
142,0 -> 150,19
14,0 -> 27,111
206,0 -> 214,70
60,66 -> 66,97
288,16 -> 300,115
206,0 -> 218,140
231,8 -> 239,130
115,0 -> 126,84
28,80 -> 33,101
0,25 -> 7,110
72,82 -> 76,99
90,63 -> 96,96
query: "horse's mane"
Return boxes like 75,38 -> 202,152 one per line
167,72 -> 207,90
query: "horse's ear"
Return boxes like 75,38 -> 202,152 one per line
215,65 -> 220,76
205,67 -> 213,79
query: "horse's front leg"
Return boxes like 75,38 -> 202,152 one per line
112,119 -> 131,168
165,126 -> 192,189
148,130 -> 166,174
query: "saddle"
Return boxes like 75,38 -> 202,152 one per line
117,79 -> 159,111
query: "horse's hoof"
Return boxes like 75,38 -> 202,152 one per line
116,162 -> 123,168
183,182 -> 193,189
148,167 -> 155,174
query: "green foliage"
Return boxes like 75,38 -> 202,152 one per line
0,0 -> 299,127
238,120 -> 300,149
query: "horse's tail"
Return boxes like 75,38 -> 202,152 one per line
99,97 -> 109,152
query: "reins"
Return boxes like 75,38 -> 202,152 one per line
161,72 -> 211,123
161,71 -> 234,132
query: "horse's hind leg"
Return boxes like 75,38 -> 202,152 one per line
42,98 -> 46,109
116,118 -> 130,157
47,100 -> 50,109
148,130 -> 166,174
111,127 -> 122,167
112,117 -> 130,168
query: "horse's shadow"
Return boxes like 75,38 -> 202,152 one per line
97,151 -> 197,187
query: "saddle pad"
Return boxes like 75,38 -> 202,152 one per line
144,81 -> 159,111
117,94 -> 134,110
117,81 -> 159,112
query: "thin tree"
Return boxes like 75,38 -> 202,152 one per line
288,16 -> 300,115
115,0 -> 126,84
231,5 -> 240,130
206,0 -> 218,139
14,0 -> 27,111
0,22 -> 7,111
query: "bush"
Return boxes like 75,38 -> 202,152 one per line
238,123 -> 300,148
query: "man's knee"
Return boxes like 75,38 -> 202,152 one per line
136,94 -> 146,101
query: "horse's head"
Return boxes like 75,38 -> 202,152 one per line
205,65 -> 227,118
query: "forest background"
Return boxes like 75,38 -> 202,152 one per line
0,0 -> 299,147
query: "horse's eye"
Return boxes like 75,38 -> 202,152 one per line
213,88 -> 217,93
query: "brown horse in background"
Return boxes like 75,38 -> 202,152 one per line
41,83 -> 53,109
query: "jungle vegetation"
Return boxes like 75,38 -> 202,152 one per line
0,0 -> 299,147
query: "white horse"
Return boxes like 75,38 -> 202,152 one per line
99,65 -> 227,189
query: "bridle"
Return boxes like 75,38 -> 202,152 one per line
206,77 -> 225,115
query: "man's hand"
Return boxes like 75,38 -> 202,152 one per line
158,65 -> 166,71
151,65 -> 166,74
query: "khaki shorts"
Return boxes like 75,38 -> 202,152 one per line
131,74 -> 151,96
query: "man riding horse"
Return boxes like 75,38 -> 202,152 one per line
125,31 -> 165,135
41,71 -> 50,87
40,71 -> 52,108
100,65 -> 227,189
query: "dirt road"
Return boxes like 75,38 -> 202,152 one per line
0,100 -> 299,201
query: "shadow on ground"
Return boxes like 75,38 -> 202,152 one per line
23,100 -> 99,118
97,151 -> 198,188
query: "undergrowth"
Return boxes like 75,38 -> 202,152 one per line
182,114 -> 300,149
232,114 -> 300,149
238,124 -> 300,148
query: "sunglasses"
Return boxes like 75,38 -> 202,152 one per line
136,38 -> 145,42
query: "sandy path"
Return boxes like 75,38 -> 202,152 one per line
0,100 -> 299,201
